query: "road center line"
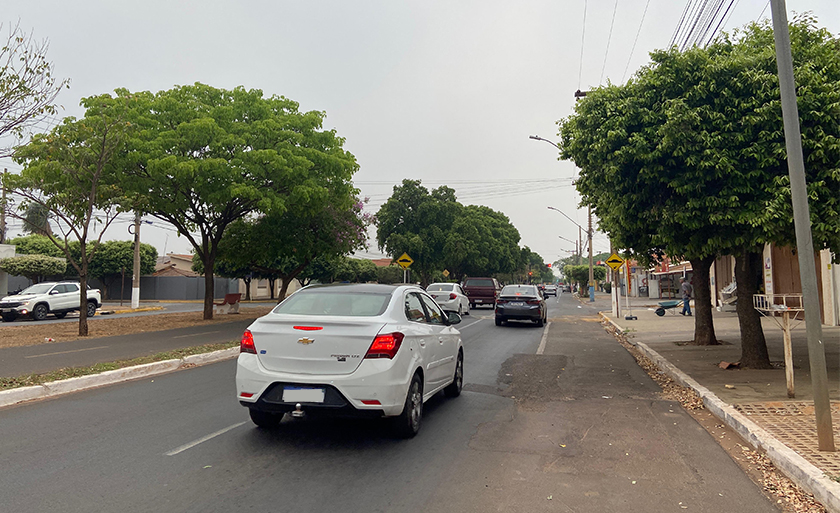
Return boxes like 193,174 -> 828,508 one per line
165,421 -> 248,456
457,319 -> 483,330
24,345 -> 110,359
173,330 -> 221,339
536,321 -> 552,355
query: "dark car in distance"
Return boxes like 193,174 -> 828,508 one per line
462,277 -> 502,309
494,284 -> 546,327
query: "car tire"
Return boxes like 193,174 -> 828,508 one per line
249,409 -> 283,428
444,351 -> 463,398
393,373 -> 423,438
53,312 -> 67,319
535,316 -> 544,327
32,304 -> 48,321
1,313 -> 16,322
87,302 -> 97,317
470,303 -> 475,309
495,317 -> 504,326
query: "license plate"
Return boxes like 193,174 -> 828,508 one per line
511,301 -> 524,307
475,299 -> 485,303
282,386 -> 325,403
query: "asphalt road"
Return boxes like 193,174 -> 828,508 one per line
0,295 -> 776,512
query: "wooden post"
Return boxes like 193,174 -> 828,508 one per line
782,311 -> 795,398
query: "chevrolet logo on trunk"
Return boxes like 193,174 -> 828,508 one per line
297,337 -> 315,345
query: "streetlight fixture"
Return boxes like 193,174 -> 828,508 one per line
534,134 -> 595,301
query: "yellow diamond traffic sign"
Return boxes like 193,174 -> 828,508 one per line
442,269 -> 450,278
605,253 -> 625,271
396,252 -> 414,269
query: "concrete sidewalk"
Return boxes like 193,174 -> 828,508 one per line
583,291 -> 840,511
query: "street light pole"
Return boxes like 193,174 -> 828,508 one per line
770,0 -> 834,452
534,136 -> 596,302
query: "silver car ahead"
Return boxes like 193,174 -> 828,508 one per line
236,283 -> 464,438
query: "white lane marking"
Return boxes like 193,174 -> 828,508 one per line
173,330 -> 221,339
166,421 -> 248,456
24,345 -> 110,359
457,319 -> 483,331
536,322 -> 552,355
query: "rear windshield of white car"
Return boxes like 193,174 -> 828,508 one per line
464,279 -> 495,287
273,291 -> 392,317
501,285 -> 538,296
427,284 -> 454,292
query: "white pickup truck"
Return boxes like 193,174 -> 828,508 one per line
0,281 -> 101,322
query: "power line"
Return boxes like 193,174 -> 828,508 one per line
622,0 -> 651,83
600,0 -> 620,84
669,0 -> 694,48
578,0 -> 588,90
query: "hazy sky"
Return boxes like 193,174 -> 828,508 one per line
1,1 -> 837,264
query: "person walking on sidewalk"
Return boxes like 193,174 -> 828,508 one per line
680,277 -> 693,316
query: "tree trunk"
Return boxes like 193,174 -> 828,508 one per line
735,248 -> 771,368
244,277 -> 251,301
689,256 -> 718,345
203,259 -> 215,320
278,277 -> 292,302
268,277 -> 276,299
78,270 -> 89,336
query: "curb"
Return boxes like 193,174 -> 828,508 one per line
599,312 -> 840,513
0,347 -> 239,410
98,306 -> 165,315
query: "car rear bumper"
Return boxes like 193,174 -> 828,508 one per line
236,353 -> 411,417
495,306 -> 542,320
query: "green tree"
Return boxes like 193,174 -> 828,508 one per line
0,254 -> 66,283
6,234 -> 63,258
118,83 -> 359,318
375,264 -> 404,285
0,22 -> 69,158
443,205 -> 521,281
563,264 -> 607,292
5,95 -> 133,335
376,180 -> 460,286
559,17 -> 840,365
21,203 -> 52,236
87,240 -> 157,300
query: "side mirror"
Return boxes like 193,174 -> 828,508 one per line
49,290 -> 59,295
447,311 -> 462,325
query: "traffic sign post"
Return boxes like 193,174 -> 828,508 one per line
396,253 -> 413,284
605,253 -> 624,271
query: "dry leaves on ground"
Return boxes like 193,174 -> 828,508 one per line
0,306 -> 275,349
601,319 -> 827,513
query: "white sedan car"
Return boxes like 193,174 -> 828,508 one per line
236,283 -> 464,438
426,282 -> 470,316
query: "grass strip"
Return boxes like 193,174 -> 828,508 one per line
0,340 -> 239,391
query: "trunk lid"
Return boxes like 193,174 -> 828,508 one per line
250,315 -> 387,375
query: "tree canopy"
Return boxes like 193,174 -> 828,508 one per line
376,179 -> 522,284
558,17 -> 840,363
116,83 -> 360,317
5,94 -> 133,335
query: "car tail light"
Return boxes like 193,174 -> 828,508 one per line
240,330 -> 257,354
496,299 -> 508,305
294,326 -> 323,331
449,293 -> 457,300
526,299 -> 541,305
240,392 -> 255,398
365,332 -> 405,359
361,400 -> 381,405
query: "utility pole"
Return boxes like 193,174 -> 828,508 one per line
588,205 -> 594,302
578,226 -> 582,265
131,212 -> 141,309
770,0 -> 834,451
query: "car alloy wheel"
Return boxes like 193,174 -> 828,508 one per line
32,304 -> 48,321
87,302 -> 97,317
444,351 -> 463,398
394,373 -> 423,438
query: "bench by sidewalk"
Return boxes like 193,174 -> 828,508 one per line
213,293 -> 242,314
